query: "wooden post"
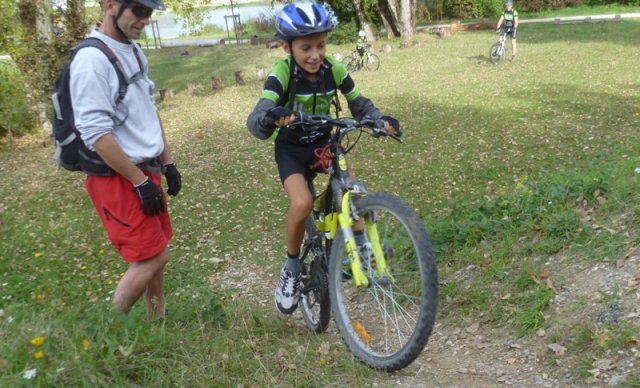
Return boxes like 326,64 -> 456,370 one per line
211,76 -> 223,90
256,66 -> 266,80
235,71 -> 245,86
187,83 -> 199,95
159,88 -> 174,101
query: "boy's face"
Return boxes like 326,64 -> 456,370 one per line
284,32 -> 327,75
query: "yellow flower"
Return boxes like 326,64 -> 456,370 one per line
82,339 -> 90,350
34,350 -> 44,360
35,294 -> 44,301
31,336 -> 45,347
98,249 -> 105,254
34,252 -> 43,258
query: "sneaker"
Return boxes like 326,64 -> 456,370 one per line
275,266 -> 302,314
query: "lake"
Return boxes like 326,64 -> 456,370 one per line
146,4 -> 284,39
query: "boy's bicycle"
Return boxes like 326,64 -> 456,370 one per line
342,45 -> 381,72
489,29 -> 508,64
292,113 -> 438,372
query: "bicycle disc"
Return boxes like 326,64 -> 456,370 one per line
328,193 -> 438,371
489,43 -> 503,64
300,217 -> 331,333
364,54 -> 380,71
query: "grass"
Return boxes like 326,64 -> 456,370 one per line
1,19 -> 640,385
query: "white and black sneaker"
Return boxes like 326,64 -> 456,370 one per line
275,266 -> 302,314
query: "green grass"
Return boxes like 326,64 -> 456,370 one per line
2,20 -> 640,385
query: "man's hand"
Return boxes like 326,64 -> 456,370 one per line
134,177 -> 165,216
267,106 -> 296,128
163,163 -> 182,196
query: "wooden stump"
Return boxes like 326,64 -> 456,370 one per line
434,27 -> 451,39
400,41 -> 409,49
235,71 -> 245,86
412,40 -> 422,48
381,44 -> 392,53
159,88 -> 174,101
266,39 -> 282,49
211,76 -> 223,90
256,66 -> 266,80
187,83 -> 199,95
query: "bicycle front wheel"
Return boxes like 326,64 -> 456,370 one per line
300,217 -> 331,333
364,54 -> 380,71
489,43 -> 503,64
328,193 -> 438,371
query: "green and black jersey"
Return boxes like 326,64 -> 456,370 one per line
502,9 -> 518,29
247,54 -> 383,144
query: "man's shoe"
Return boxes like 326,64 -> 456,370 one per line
275,266 -> 302,314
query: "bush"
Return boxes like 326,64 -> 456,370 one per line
0,61 -> 35,137
329,21 -> 359,45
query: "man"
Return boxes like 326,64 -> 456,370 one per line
496,0 -> 519,60
71,0 -> 181,320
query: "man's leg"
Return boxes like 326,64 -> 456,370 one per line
145,264 -> 166,320
113,247 -> 169,315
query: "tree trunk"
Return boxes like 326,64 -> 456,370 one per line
378,0 -> 416,38
353,0 -> 375,42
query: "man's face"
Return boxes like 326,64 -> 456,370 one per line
285,32 -> 328,75
117,1 -> 153,39
506,3 -> 513,9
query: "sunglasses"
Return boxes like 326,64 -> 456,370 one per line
130,5 -> 154,18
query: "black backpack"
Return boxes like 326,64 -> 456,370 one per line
51,37 -> 133,176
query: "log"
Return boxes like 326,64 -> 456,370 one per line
211,76 -> 223,90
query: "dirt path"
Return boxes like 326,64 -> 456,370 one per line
213,245 -> 640,386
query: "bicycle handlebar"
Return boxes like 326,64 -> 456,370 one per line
286,113 -> 402,143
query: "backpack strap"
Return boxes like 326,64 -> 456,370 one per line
71,37 -> 131,104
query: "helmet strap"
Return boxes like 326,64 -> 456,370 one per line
113,0 -> 130,40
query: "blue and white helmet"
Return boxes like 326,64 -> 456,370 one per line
275,2 -> 337,40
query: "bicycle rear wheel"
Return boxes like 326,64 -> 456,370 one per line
328,193 -> 438,371
300,217 -> 331,333
489,43 -> 503,64
364,54 -> 380,71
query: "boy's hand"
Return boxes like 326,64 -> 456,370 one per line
381,115 -> 401,137
267,107 -> 296,127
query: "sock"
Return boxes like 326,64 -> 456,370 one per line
285,252 -> 301,274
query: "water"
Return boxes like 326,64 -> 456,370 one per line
145,4 -> 283,39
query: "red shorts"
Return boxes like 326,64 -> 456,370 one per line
86,172 -> 173,263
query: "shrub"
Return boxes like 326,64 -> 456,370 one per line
329,21 -> 359,45
0,60 -> 35,137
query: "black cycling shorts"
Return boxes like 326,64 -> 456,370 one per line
505,28 -> 517,39
274,137 -> 331,184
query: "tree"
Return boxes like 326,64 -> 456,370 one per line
378,0 -> 417,38
164,0 -> 209,36
0,0 -> 95,134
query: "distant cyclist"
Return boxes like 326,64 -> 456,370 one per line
496,0 -> 519,60
356,30 -> 367,57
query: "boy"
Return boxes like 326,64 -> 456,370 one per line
496,0 -> 519,60
246,1 -> 400,315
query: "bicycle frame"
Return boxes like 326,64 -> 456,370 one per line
304,117 -> 397,288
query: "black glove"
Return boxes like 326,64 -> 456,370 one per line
266,106 -> 295,121
134,177 -> 165,216
163,163 -> 182,196
381,115 -> 401,137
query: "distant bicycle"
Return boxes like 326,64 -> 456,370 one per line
342,45 -> 380,72
489,29 -> 509,64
